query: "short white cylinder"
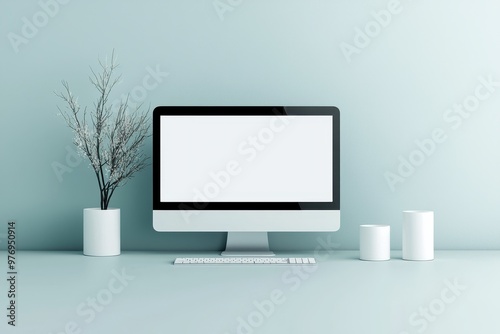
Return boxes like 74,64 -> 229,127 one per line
83,208 -> 120,256
402,210 -> 434,261
359,225 -> 390,261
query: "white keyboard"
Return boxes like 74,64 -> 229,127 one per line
174,257 -> 317,265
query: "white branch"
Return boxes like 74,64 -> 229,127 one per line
56,51 -> 151,209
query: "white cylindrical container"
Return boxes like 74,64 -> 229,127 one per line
359,225 -> 390,261
83,208 -> 120,256
402,210 -> 434,261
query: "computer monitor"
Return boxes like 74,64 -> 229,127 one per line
153,106 -> 340,256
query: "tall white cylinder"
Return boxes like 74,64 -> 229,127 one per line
84,208 -> 121,256
402,210 -> 434,261
359,225 -> 390,261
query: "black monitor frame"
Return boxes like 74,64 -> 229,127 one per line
153,106 -> 340,211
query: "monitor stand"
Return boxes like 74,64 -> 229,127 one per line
221,232 -> 275,257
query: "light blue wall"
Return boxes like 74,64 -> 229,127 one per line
1,0 -> 499,251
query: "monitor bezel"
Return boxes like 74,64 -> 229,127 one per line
153,106 -> 340,211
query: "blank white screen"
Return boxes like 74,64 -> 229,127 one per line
160,115 -> 332,202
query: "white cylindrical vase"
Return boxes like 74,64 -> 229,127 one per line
402,210 -> 434,261
83,208 -> 120,256
359,225 -> 390,261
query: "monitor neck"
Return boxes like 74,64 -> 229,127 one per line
221,232 -> 275,257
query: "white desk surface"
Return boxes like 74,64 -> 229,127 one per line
0,251 -> 498,334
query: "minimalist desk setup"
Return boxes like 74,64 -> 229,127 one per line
2,109 -> 495,334
1,251 -> 498,334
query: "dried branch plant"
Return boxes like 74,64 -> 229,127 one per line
56,51 -> 151,210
